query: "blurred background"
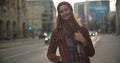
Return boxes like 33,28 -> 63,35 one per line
0,0 -> 119,40
0,0 -> 120,63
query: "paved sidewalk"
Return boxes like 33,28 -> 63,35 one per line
0,38 -> 44,49
91,35 -> 101,47
91,34 -> 120,63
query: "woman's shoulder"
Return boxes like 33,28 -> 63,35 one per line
51,29 -> 58,36
79,26 -> 90,36
52,28 -> 57,33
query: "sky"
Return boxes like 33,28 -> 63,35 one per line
52,0 -> 116,11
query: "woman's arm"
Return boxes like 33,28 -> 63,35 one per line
47,31 -> 61,63
83,28 -> 95,57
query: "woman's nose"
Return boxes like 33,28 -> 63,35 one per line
63,11 -> 67,14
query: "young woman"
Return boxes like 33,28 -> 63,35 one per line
47,1 -> 95,63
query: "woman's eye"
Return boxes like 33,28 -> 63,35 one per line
60,10 -> 63,13
60,8 -> 69,13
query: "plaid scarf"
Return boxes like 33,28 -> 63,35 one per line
65,35 -> 85,63
63,21 -> 85,63
65,36 -> 85,63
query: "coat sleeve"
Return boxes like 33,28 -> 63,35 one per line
47,31 -> 61,63
81,27 -> 95,57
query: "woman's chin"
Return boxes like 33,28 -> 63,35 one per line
63,18 -> 70,21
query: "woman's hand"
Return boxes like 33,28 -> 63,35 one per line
74,31 -> 88,46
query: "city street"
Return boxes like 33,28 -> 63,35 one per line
0,0 -> 119,63
0,38 -> 51,63
0,34 -> 120,63
91,34 -> 120,63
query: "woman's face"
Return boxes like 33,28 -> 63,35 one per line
59,5 -> 72,21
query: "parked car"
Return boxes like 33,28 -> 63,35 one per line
89,31 -> 98,36
39,32 -> 47,38
44,33 -> 51,44
92,31 -> 98,35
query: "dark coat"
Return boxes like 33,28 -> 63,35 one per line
47,26 -> 95,63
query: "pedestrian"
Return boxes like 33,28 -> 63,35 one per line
47,1 -> 95,63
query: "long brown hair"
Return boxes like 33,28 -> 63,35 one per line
55,1 -> 80,41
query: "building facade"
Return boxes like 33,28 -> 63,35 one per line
26,0 -> 56,33
108,11 -> 116,33
74,1 -> 110,33
116,0 -> 120,35
0,0 -> 27,40
74,2 -> 86,26
40,0 -> 56,32
26,0 -> 44,35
